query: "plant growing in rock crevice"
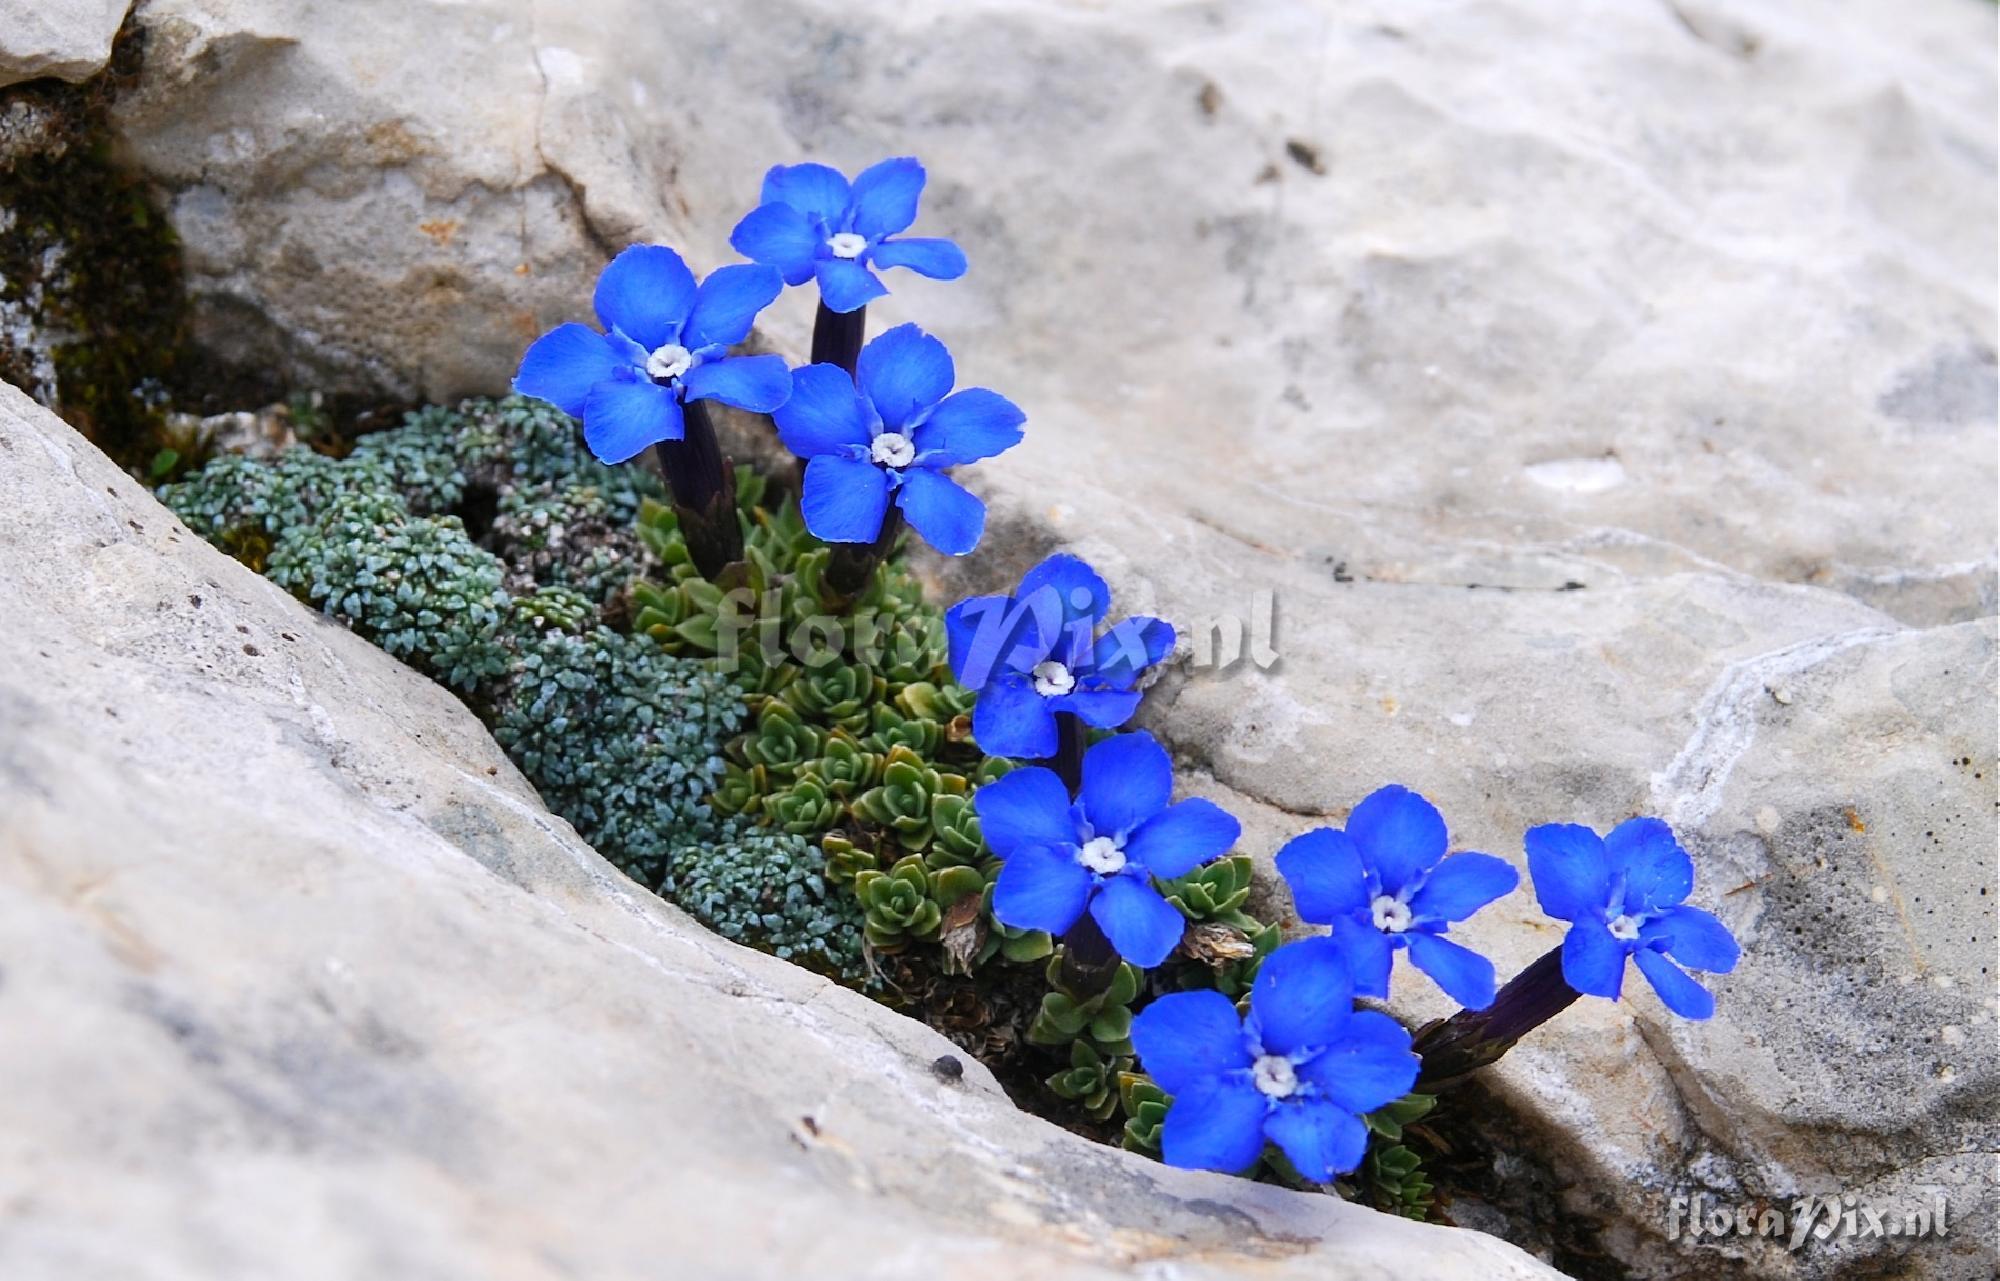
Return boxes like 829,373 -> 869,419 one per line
165,145 -> 1746,1226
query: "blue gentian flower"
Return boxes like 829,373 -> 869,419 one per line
774,323 -> 1022,557
513,245 -> 790,464
1131,936 -> 1419,1181
1275,785 -> 1518,1009
977,731 -> 1238,967
730,157 -> 967,313
1525,817 -> 1740,1019
946,554 -> 1175,759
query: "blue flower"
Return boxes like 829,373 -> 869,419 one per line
946,554 -> 1174,759
977,731 -> 1238,967
774,323 -> 1022,557
1275,785 -> 1517,1009
1525,817 -> 1740,1019
513,245 -> 790,464
730,157 -> 967,313
1131,936 -> 1419,1181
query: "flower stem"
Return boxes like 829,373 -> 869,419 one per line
651,399 -> 742,581
1410,944 -> 1579,1091
811,302 -> 866,375
822,507 -> 901,605
1053,711 -> 1121,996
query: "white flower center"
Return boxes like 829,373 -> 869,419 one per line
645,343 -> 693,383
1607,913 -> 1641,941
870,432 -> 916,468
1076,836 -> 1126,876
1371,894 -> 1413,933
827,232 -> 868,259
1251,1054 -> 1299,1099
1032,660 -> 1076,697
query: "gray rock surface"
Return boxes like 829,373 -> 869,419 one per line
0,0 -> 131,87
0,380 -> 1563,1278
94,0 -> 2000,1275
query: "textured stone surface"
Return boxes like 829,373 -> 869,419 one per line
0,381 -> 1562,1278
0,0 -> 131,87
99,0 -> 2000,1275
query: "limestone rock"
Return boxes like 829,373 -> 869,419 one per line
98,1 -> 2000,1275
0,0 -> 131,87
0,381 -> 1560,1277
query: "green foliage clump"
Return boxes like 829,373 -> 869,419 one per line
485,588 -> 739,890
266,490 -> 508,689
160,448 -> 392,569
1357,1094 -> 1440,1220
661,824 -> 867,983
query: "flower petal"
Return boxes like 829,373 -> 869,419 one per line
1249,936 -> 1354,1056
1263,1099 -> 1369,1183
991,843 -> 1091,936
1126,798 -> 1240,880
1328,914 -> 1397,999
580,378 -> 683,463
1346,785 -> 1448,895
1017,553 -> 1111,628
869,235 -> 967,279
1161,1077 -> 1268,1176
680,354 -> 791,413
759,161 -> 851,225
1048,687 -> 1141,729
729,202 -> 820,285
947,592 -> 1055,687
774,364 -> 872,458
683,263 -> 783,350
970,673 -> 1059,760
857,323 -> 954,430
847,156 -> 926,240
1090,875 -> 1186,968
1090,616 -> 1175,690
1405,932 -> 1498,1009
1079,731 -> 1172,839
1633,948 -> 1716,1019
814,257 -> 887,314
1524,823 -> 1613,923
593,244 -> 696,350
799,455 -> 889,543
1275,828 -> 1371,924
1408,852 -> 1519,925
972,766 -> 1074,858
896,468 -> 986,557
1641,905 -> 1739,974
514,323 -> 624,417
1606,817 -> 1694,915
1560,918 -> 1629,999
1295,1009 -> 1418,1116
1132,990 -> 1252,1094
911,388 -> 1025,464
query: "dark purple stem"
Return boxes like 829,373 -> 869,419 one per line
810,302 -> 866,375
1411,944 -> 1580,1090
651,398 -> 741,581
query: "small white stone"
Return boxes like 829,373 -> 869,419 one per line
1607,913 -> 1641,940
1370,894 -> 1412,933
645,343 -> 693,382
1076,836 -> 1126,876
1251,1055 -> 1298,1098
870,432 -> 916,468
1032,660 -> 1076,697
827,232 -> 868,259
